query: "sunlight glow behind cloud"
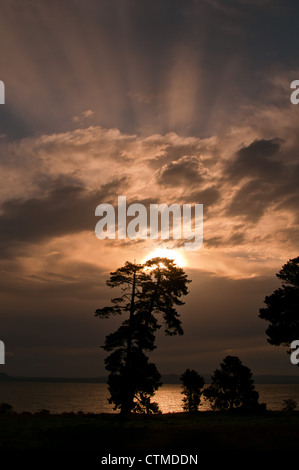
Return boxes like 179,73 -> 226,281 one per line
143,248 -> 187,268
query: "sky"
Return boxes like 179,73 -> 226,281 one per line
0,0 -> 299,378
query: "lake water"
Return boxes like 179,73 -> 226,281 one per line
1,382 -> 299,414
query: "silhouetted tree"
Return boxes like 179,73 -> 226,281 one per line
282,398 -> 297,412
95,258 -> 191,414
96,262 -> 150,414
180,369 -> 205,413
204,356 -> 263,411
259,257 -> 299,359
0,403 -> 13,415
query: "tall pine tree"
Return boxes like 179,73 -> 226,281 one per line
95,258 -> 191,414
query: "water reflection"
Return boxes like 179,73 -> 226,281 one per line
1,382 -> 299,414
155,384 -> 210,413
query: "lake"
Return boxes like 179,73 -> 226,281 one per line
1,382 -> 299,414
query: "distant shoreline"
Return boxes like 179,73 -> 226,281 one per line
1,372 -> 299,384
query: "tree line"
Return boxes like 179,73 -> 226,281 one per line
180,356 -> 264,413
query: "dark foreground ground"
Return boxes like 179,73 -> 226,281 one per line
0,411 -> 298,465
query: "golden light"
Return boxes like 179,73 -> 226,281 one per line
143,247 -> 187,267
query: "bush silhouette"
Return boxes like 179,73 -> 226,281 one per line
0,403 -> 13,414
204,356 -> 265,411
180,369 -> 205,413
282,398 -> 297,412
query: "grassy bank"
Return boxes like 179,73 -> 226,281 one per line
1,410 -> 298,457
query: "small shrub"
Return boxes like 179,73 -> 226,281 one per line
282,398 -> 297,412
181,369 -> 205,413
0,403 -> 13,414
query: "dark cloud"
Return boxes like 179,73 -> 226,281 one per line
223,138 -> 292,221
0,106 -> 34,140
157,156 -> 202,187
204,226 -> 247,247
185,187 -> 220,209
274,163 -> 299,222
0,259 -> 108,301
226,179 -> 276,221
225,141 -> 299,222
0,177 -> 127,256
226,138 -> 283,183
227,231 -> 246,246
204,236 -> 223,248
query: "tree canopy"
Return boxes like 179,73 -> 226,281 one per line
259,256 -> 299,353
204,356 -> 263,411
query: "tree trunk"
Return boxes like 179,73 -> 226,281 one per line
122,268 -> 137,415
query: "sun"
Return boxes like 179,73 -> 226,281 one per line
143,247 -> 187,267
